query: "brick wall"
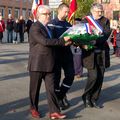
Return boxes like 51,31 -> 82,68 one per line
96,0 -> 120,20
0,0 -> 32,20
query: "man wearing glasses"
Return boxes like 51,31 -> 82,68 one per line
28,5 -> 72,119
81,3 -> 111,109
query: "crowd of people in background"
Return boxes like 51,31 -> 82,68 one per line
0,13 -> 33,44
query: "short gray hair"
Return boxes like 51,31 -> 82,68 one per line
91,3 -> 103,11
37,5 -> 51,14
36,5 -> 51,19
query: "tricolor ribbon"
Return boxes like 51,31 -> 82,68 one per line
85,16 -> 103,34
85,23 -> 92,34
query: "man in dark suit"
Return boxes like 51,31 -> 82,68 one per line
81,3 -> 111,109
28,5 -> 72,119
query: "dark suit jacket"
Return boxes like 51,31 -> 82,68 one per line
28,21 -> 65,72
82,16 -> 111,69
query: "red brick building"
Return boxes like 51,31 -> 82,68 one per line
1,0 -> 119,21
0,0 -> 34,20
0,0 -> 61,20
96,0 -> 120,20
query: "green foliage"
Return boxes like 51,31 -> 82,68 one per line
63,0 -> 94,18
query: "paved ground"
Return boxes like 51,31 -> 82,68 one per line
0,42 -> 120,120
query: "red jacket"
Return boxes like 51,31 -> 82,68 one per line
0,20 -> 5,32
113,29 -> 117,47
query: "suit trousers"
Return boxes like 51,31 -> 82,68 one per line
29,71 -> 60,113
83,52 -> 105,101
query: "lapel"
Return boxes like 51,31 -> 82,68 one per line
37,21 -> 52,38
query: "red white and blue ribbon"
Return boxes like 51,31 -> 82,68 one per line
85,23 -> 92,34
85,15 -> 103,34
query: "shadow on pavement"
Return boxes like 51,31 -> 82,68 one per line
0,72 -> 29,81
99,83 -> 120,107
0,58 -> 28,64
0,52 -> 28,57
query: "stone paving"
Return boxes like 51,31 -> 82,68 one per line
0,41 -> 120,120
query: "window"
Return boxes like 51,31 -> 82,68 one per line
101,0 -> 110,3
28,9 -> 32,16
28,0 -> 32,2
44,0 -> 47,4
22,9 -> 26,19
14,8 -> 20,19
8,8 -> 12,15
0,6 -> 5,17
113,11 -> 120,20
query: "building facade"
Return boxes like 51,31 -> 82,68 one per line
0,0 -> 62,20
0,0 -> 34,20
96,0 -> 120,20
1,0 -> 119,21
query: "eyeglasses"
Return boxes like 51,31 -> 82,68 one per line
40,13 -> 51,16
95,10 -> 103,13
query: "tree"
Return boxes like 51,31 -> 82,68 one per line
63,0 -> 94,19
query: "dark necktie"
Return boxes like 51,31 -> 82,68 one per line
45,26 -> 52,38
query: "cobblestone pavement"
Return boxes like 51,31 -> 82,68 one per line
0,43 -> 120,120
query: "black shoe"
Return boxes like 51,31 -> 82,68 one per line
82,95 -> 93,108
91,100 -> 103,109
58,97 -> 70,110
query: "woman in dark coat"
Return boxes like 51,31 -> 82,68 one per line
13,19 -> 19,44
26,16 -> 33,38
115,26 -> 120,57
19,15 -> 26,43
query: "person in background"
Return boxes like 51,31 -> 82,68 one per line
110,20 -> 118,54
19,15 -> 26,43
28,5 -> 72,119
115,26 -> 120,57
71,18 -> 83,79
13,19 -> 19,44
6,14 -> 14,43
26,15 -> 33,39
71,45 -> 83,78
81,3 -> 111,109
49,3 -> 75,110
0,15 -> 5,43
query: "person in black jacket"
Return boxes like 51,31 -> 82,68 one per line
13,19 -> 19,44
6,14 -> 14,43
81,3 -> 111,109
19,15 -> 26,43
26,16 -> 33,39
49,3 -> 75,110
115,26 -> 120,57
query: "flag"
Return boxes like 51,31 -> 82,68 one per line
32,0 -> 43,20
68,0 -> 77,22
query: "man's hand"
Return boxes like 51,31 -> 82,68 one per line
63,36 -> 72,46
82,45 -> 88,50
